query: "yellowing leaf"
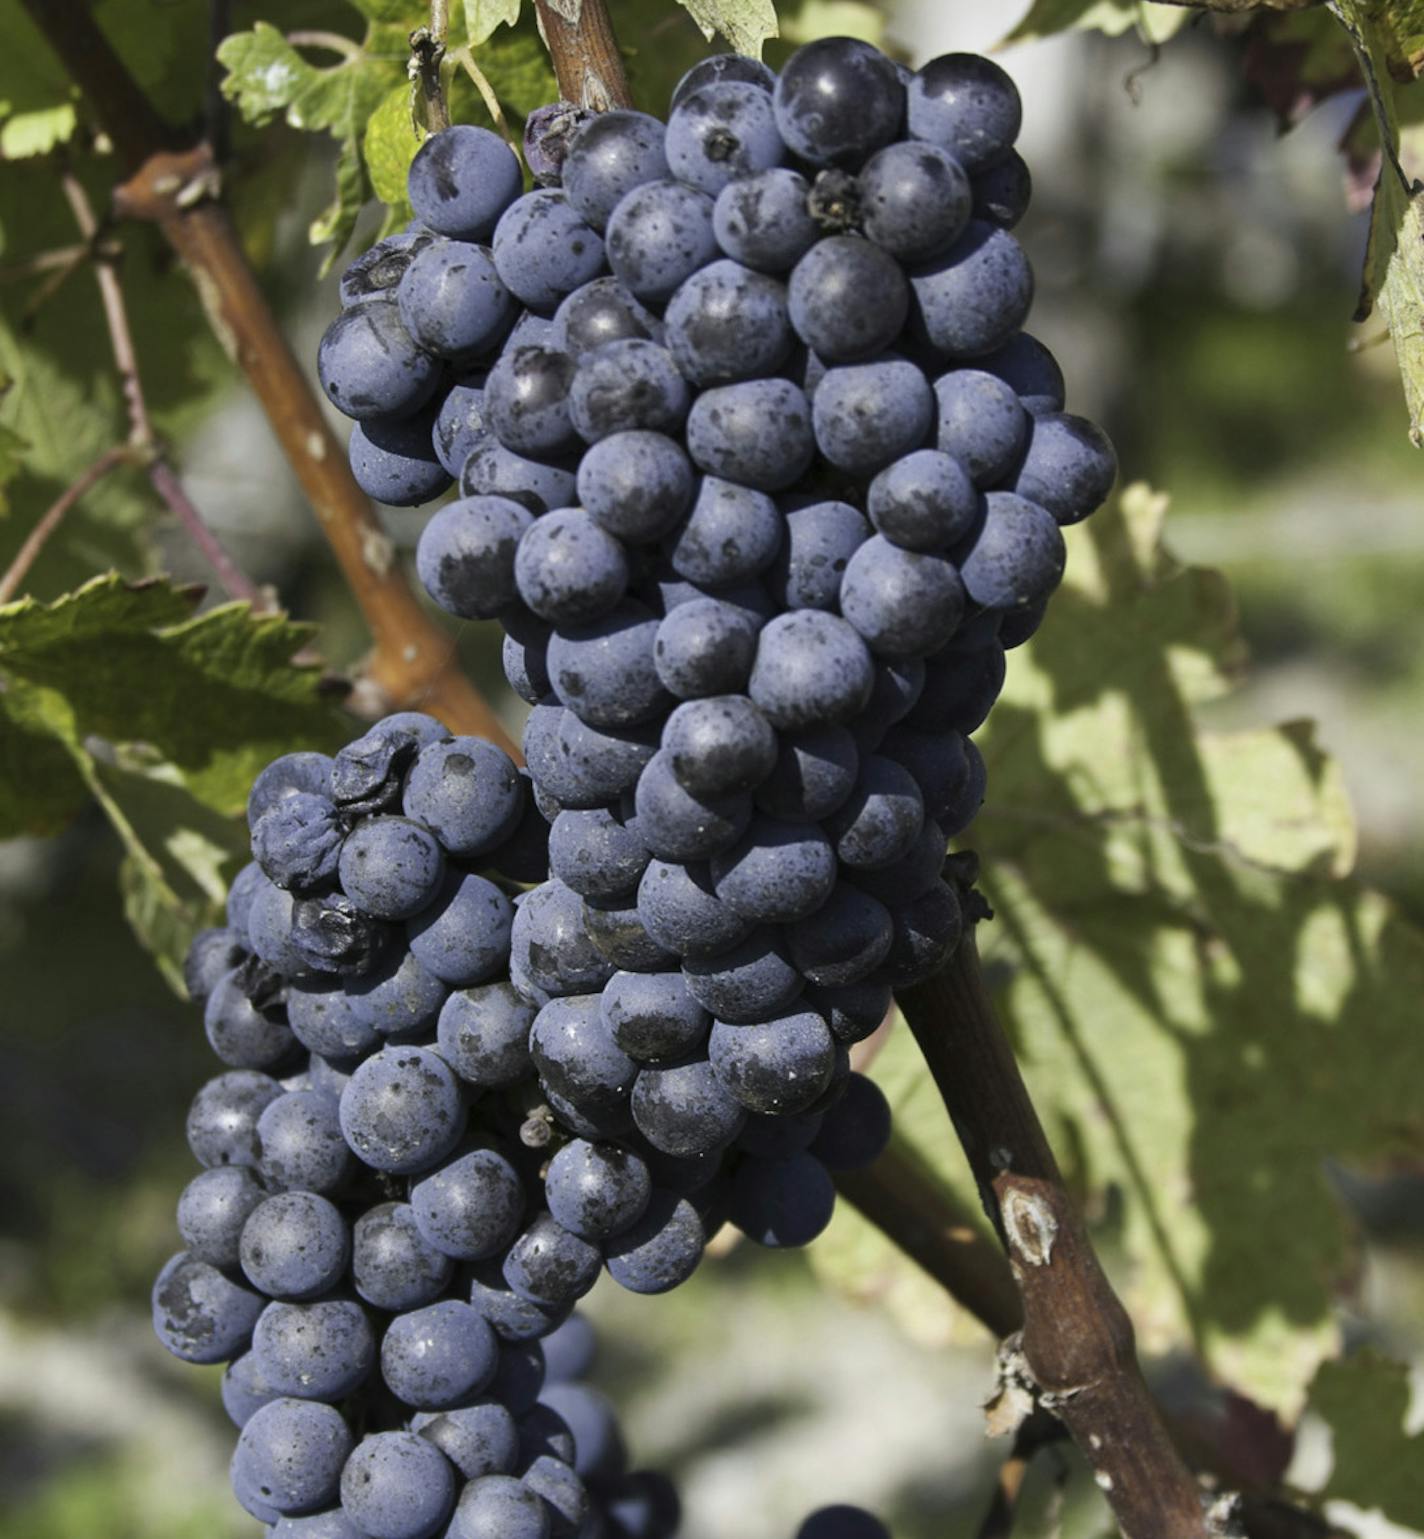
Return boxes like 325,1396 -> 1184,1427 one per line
675,0 -> 779,57
813,487 -> 1424,1415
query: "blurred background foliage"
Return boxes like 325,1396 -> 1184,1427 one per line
2,2 -> 1423,1537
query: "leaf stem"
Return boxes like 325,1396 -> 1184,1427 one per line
533,0 -> 634,112
0,447 -> 132,605
22,0 -> 512,747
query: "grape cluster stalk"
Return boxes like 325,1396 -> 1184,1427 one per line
154,33 -> 1118,1539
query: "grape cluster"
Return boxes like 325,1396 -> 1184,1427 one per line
157,718 -> 892,1536
314,37 -> 1113,1244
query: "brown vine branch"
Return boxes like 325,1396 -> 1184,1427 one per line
58,169 -> 267,611
0,448 -> 133,605
22,0 -> 512,751
896,937 -> 1215,1539
534,0 -> 633,112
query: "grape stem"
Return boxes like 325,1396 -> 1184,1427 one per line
21,0 -> 514,748
533,0 -> 633,112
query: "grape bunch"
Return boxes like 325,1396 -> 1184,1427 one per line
315,37 -> 1113,1242
157,719 -> 892,1536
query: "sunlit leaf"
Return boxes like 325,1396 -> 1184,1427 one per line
813,486 -> 1424,1415
0,102 -> 77,158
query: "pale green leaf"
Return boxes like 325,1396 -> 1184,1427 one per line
0,103 -> 77,159
464,0 -> 523,43
1303,1352 -> 1424,1531
363,82 -> 423,210
813,486 -> 1424,1414
1340,2 -> 1424,442
1003,0 -> 1190,44
781,0 -> 885,45
675,0 -> 779,57
218,22 -> 393,138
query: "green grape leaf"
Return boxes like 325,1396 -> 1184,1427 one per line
675,0 -> 779,57
0,573 -> 344,818
812,485 -> 1424,1415
218,22 -> 394,138
464,0 -> 524,42
219,9 -> 556,257
0,102 -> 77,158
1338,1 -> 1424,443
1003,0 -> 1191,44
218,19 -> 403,261
1302,1352 -> 1424,1531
